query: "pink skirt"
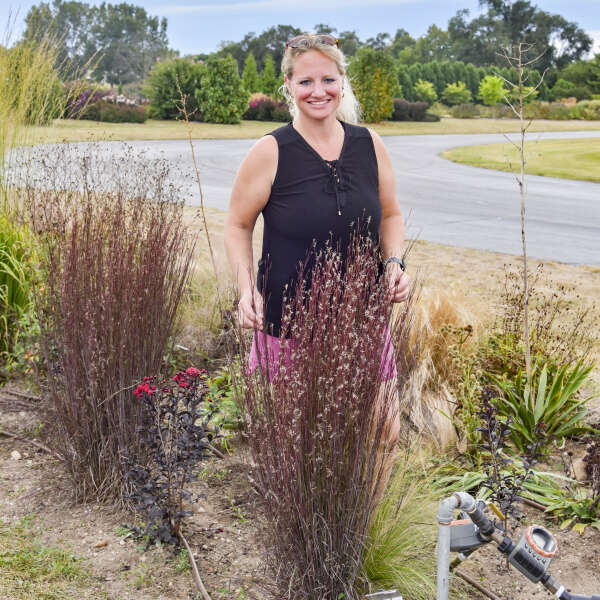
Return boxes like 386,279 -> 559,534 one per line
247,327 -> 397,382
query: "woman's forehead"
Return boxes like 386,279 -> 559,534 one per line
291,50 -> 341,77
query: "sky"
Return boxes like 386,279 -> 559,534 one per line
3,0 -> 600,57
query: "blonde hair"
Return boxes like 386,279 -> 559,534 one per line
279,36 -> 362,124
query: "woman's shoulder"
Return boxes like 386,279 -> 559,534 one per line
265,121 -> 296,145
342,121 -> 373,140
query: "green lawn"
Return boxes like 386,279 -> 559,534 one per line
442,137 -> 600,183
22,117 -> 600,145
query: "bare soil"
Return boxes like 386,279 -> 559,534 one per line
1,240 -> 599,600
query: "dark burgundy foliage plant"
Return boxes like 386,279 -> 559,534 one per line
478,386 -> 544,528
19,147 -> 195,501
124,368 -> 219,546
240,230 -> 417,600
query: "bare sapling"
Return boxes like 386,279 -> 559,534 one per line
496,42 -> 547,397
174,77 -> 222,308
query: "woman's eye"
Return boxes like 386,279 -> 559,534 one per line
325,78 -> 336,84
299,80 -> 311,86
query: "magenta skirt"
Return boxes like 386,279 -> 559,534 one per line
247,327 -> 397,382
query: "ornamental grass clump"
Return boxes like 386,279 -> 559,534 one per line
18,147 -> 195,501
241,231 -> 417,600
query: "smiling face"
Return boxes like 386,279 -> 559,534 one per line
285,50 -> 343,122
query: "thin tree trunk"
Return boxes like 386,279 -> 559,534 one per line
517,42 -> 532,396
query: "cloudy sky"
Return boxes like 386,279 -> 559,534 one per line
3,0 -> 599,56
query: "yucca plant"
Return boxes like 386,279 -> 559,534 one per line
491,361 -> 596,453
0,213 -> 33,361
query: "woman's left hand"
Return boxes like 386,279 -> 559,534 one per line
385,262 -> 410,303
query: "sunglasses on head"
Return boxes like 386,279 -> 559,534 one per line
286,34 -> 340,49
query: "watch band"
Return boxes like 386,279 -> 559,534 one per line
383,256 -> 406,271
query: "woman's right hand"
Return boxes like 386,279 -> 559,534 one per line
237,288 -> 264,329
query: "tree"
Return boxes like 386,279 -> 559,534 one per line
260,53 -> 280,97
144,58 -> 204,120
397,65 -> 414,101
313,23 -> 336,35
23,0 -> 170,84
348,47 -> 399,122
413,25 -> 452,62
478,75 -> 506,105
242,51 -> 261,93
22,0 -> 92,77
337,30 -> 362,57
441,81 -> 472,105
365,32 -> 390,51
218,25 -> 301,74
448,2 -> 592,71
413,79 -> 437,106
195,55 -> 249,124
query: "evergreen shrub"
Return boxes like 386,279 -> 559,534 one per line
390,99 -> 428,121
195,55 -> 248,124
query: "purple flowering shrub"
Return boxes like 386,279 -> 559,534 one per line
243,92 -> 290,122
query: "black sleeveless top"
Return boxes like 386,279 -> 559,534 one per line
258,121 -> 381,337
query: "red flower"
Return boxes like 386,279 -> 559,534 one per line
186,367 -> 201,378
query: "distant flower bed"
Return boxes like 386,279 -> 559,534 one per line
243,93 -> 290,122
67,87 -> 148,123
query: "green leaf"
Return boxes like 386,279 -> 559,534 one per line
573,522 -> 587,534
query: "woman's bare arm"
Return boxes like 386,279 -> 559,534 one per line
224,135 -> 278,327
369,128 -> 410,303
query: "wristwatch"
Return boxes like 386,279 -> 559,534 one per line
383,256 -> 406,271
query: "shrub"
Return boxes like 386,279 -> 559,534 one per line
195,55 -> 249,124
65,87 -> 109,118
441,81 -> 472,106
241,231 -> 417,599
242,92 -> 290,121
451,103 -> 480,119
21,146 -> 196,501
79,100 -> 147,123
413,79 -> 437,107
478,75 -> 506,106
550,78 -> 576,100
144,58 -> 204,121
390,98 -> 428,121
124,368 -> 218,546
260,53 -> 280,97
0,215 -> 33,362
242,51 -> 261,94
348,47 -> 400,122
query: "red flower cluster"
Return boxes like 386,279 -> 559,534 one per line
173,372 -> 190,388
133,382 -> 157,398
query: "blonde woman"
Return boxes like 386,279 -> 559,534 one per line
225,33 -> 409,414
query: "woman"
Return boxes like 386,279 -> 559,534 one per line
225,33 -> 410,402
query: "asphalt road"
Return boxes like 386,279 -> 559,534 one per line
25,129 -> 600,265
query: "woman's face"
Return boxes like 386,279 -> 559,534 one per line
286,50 -> 343,121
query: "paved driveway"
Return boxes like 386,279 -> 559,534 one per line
25,130 -> 600,265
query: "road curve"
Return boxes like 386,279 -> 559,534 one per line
25,130 -> 600,265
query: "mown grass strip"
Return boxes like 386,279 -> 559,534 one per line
442,137 -> 600,183
0,516 -> 89,600
23,117 -> 600,145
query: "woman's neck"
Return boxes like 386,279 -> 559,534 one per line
293,113 -> 342,145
